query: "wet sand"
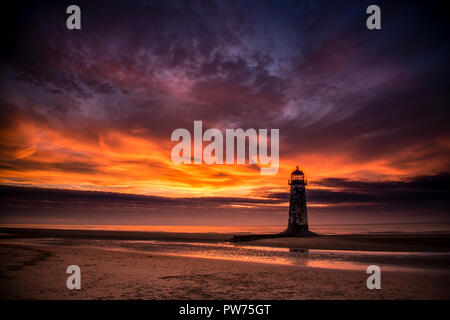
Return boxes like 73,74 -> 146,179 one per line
0,227 -> 449,299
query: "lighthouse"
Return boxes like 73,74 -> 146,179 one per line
285,165 -> 310,235
231,165 -> 315,242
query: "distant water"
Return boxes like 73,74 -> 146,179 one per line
1,222 -> 450,235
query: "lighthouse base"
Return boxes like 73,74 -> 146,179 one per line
280,229 -> 317,237
230,229 -> 317,242
283,223 -> 316,237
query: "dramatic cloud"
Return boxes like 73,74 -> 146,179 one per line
1,0 -> 449,224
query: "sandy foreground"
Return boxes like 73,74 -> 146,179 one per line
0,228 -> 449,300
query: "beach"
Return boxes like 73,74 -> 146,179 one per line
0,227 -> 449,300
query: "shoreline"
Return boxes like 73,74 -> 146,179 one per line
1,227 -> 450,252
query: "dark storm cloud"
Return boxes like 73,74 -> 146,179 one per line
267,172 -> 450,214
0,185 -> 283,210
277,1 -> 450,163
0,158 -> 99,175
3,0 -> 283,140
315,173 -> 450,192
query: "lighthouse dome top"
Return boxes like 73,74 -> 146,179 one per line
292,166 -> 304,176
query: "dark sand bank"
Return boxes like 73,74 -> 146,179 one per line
246,233 -> 450,252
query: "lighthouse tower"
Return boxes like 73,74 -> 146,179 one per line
286,165 -> 309,235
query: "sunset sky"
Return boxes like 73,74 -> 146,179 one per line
1,0 -> 449,226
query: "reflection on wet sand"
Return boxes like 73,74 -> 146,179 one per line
3,238 -> 449,273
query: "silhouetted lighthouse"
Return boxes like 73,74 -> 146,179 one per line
231,165 -> 314,242
286,165 -> 310,235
